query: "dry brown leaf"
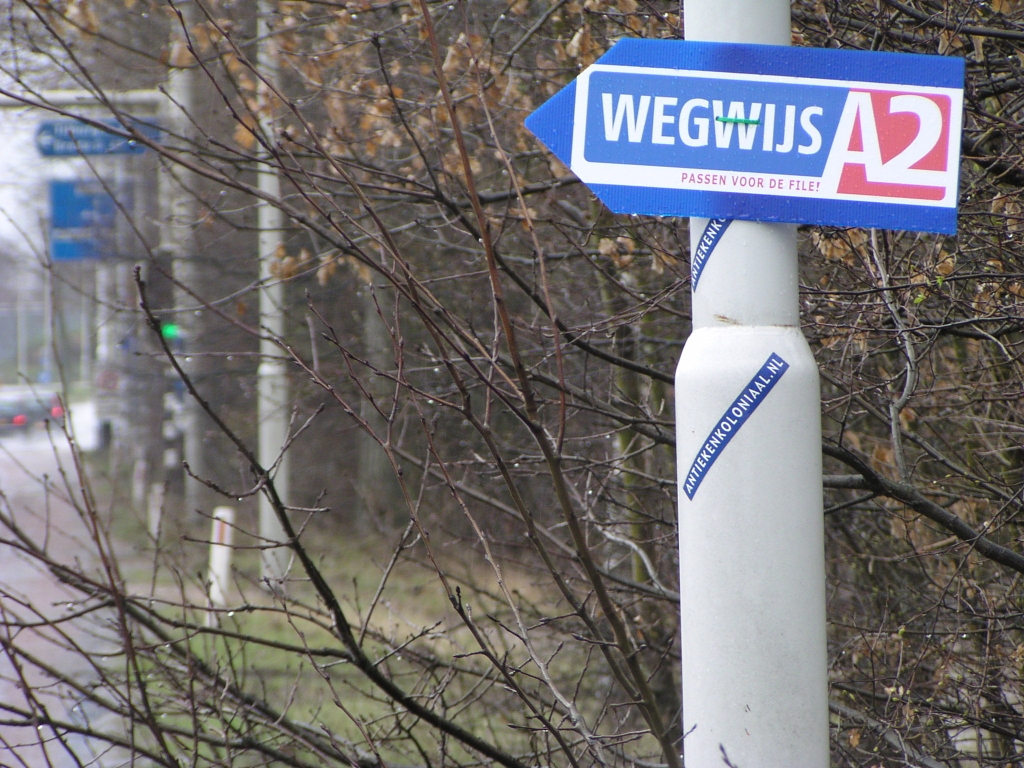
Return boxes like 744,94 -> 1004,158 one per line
233,116 -> 257,151
169,38 -> 193,68
898,407 -> 917,431
317,252 -> 338,285
873,443 -> 895,469
302,60 -> 324,86
518,207 -> 538,233
971,35 -> 985,61
810,229 -> 867,264
654,248 -> 677,268
547,152 -> 568,177
565,27 -> 587,59
1004,200 -> 1023,232
220,51 -> 245,77
66,0 -> 99,33
973,284 -> 998,315
275,256 -> 299,279
938,29 -> 964,54
843,431 -> 863,452
1012,643 -> 1024,673
598,237 -> 636,269
191,22 -> 212,53
936,251 -> 956,277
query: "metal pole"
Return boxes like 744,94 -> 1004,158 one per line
80,263 -> 93,385
158,21 -> 206,514
41,262 -> 53,383
676,2 -> 828,767
256,0 -> 291,586
15,279 -> 27,378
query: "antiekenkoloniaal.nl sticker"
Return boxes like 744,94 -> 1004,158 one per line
682,353 -> 789,500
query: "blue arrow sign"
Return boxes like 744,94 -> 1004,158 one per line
525,40 -> 964,234
36,118 -> 161,156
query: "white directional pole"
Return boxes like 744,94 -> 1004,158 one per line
206,505 -> 235,627
677,2 -> 828,767
256,0 -> 292,586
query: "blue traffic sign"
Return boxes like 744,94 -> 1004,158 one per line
49,180 -> 117,260
36,118 -> 160,156
526,40 -> 964,233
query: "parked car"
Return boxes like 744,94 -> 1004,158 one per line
0,388 -> 64,435
22,391 -> 65,426
0,398 -> 29,434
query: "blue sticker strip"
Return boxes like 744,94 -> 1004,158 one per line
691,218 -> 730,291
682,353 -> 789,500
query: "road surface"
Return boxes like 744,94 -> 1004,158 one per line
0,401 -> 128,767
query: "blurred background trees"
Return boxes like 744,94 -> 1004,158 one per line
0,0 -> 1023,766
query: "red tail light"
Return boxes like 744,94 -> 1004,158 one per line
51,406 -> 64,418
12,414 -> 27,426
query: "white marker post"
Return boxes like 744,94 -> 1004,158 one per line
147,482 -> 165,543
206,506 -> 235,627
676,1 -> 828,767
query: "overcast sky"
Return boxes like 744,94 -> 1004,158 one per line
0,106 -> 94,267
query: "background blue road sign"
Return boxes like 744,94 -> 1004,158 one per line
526,40 -> 964,234
37,118 -> 160,156
49,180 -> 118,261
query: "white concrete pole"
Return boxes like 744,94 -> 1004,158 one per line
41,261 -> 53,383
256,0 -> 292,586
676,2 -> 829,767
147,481 -> 165,542
206,505 -> 235,626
